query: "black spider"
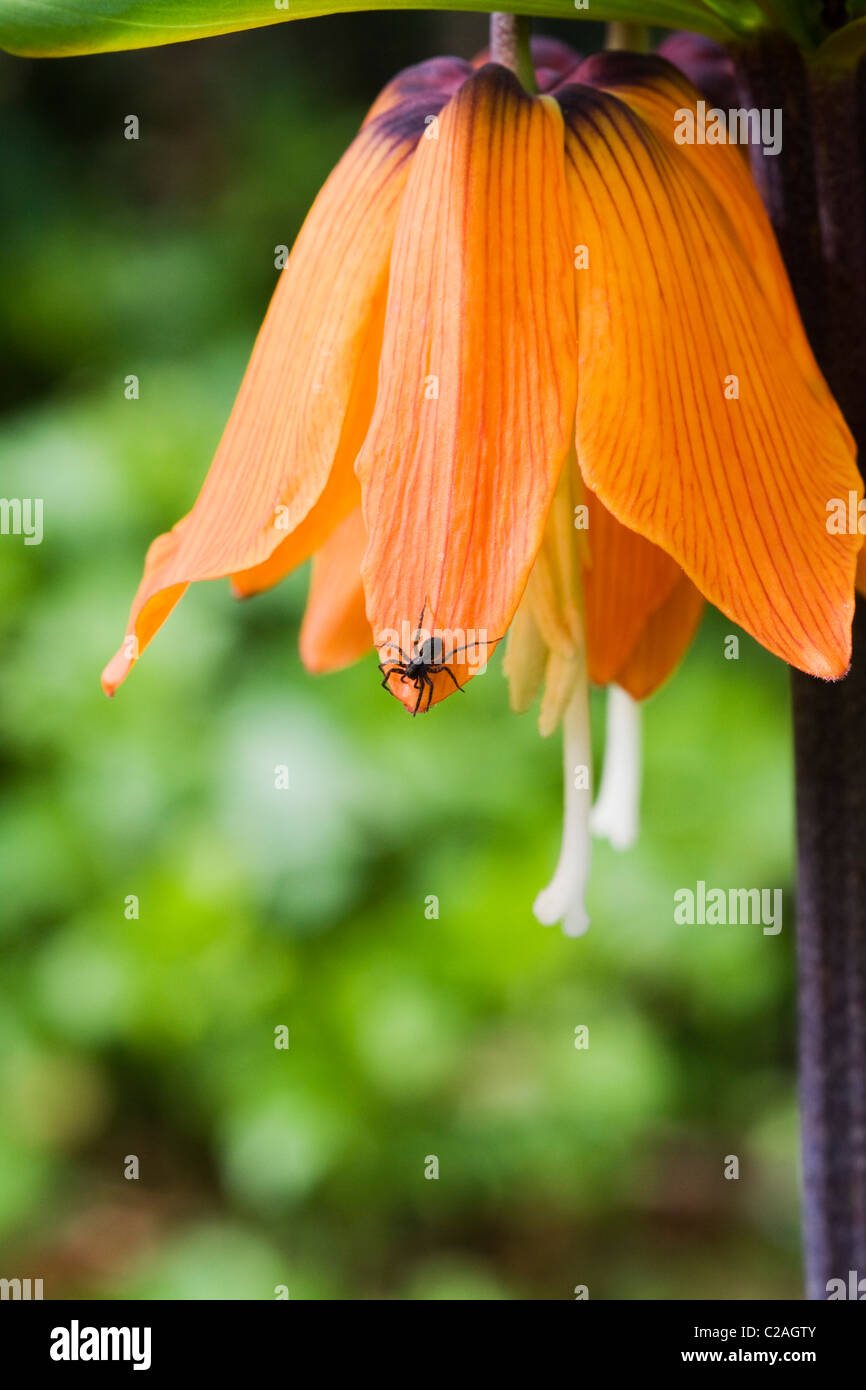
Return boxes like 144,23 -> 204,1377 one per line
377,603 -> 499,716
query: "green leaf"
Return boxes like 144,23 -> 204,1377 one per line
816,14 -> 866,69
0,0 -> 767,60
750,0 -> 823,48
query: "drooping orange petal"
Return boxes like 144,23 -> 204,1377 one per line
581,484 -> 682,688
560,81 -> 861,679
357,65 -> 578,713
102,89 -> 449,695
229,343 -> 378,600
299,507 -> 372,673
613,574 -> 705,700
362,56 -> 471,125
575,53 -> 826,392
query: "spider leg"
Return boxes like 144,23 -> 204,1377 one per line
423,663 -> 464,694
412,676 -> 426,717
440,665 -> 464,694
412,597 -> 429,651
377,646 -> 411,667
442,634 -> 506,660
380,663 -> 407,691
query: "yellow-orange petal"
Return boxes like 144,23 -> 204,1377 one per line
503,599 -> 548,714
102,98 -> 437,695
613,575 -> 705,700
504,454 -> 585,735
560,82 -> 861,679
357,65 -> 578,714
299,508 -> 372,673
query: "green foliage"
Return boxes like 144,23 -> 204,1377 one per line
0,0 -> 768,59
816,13 -> 866,66
0,21 -> 801,1299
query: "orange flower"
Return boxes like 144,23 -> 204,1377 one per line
103,44 -> 861,932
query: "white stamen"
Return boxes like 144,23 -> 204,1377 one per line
533,664 -> 592,938
590,684 -> 641,851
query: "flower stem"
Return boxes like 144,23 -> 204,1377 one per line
604,22 -> 650,53
738,34 -> 866,1300
791,59 -> 866,1304
792,611 -> 866,1298
490,12 -> 537,93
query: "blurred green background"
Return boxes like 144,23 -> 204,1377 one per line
0,13 -> 801,1300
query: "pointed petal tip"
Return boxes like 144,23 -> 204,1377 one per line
806,644 -> 851,682
769,601 -> 853,681
101,649 -> 133,697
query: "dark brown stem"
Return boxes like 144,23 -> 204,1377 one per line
738,36 -> 866,1300
792,606 -> 866,1299
736,36 -> 825,352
